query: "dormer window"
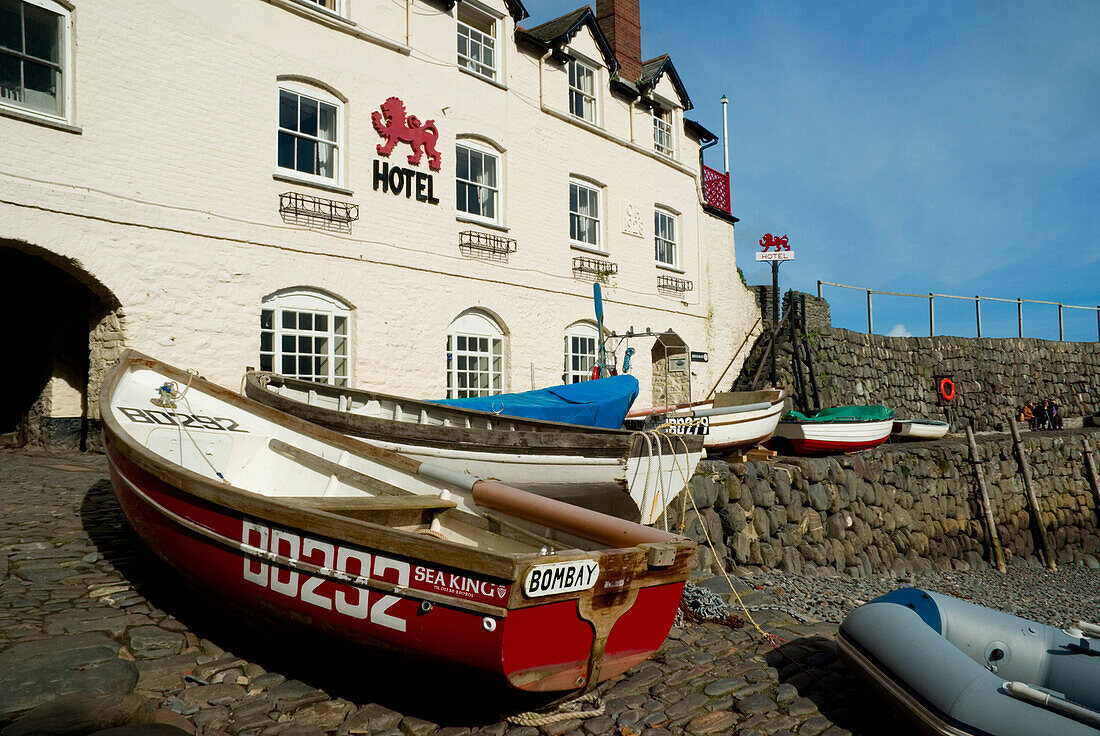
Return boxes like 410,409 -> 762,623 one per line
653,107 -> 673,157
457,3 -> 498,81
568,59 -> 596,123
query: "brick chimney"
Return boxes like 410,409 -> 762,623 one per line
595,0 -> 642,82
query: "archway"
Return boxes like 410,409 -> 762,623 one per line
0,241 -> 122,450
651,330 -> 690,407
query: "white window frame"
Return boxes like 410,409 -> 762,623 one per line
276,81 -> 344,187
457,2 -> 499,82
455,140 -> 501,225
446,311 -> 504,398
569,179 -> 603,252
568,58 -> 597,124
260,290 -> 352,386
0,0 -> 72,123
653,107 -> 674,158
564,321 -> 598,384
654,207 -> 678,268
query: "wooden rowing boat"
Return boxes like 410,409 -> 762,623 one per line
101,351 -> 695,693
624,389 -> 787,455
243,371 -> 704,525
770,405 -> 894,455
891,419 -> 950,440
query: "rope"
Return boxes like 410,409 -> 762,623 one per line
158,373 -> 232,484
505,692 -> 605,726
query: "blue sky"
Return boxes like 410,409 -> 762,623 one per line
531,1 -> 1100,341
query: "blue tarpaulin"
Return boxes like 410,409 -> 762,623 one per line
432,375 -> 639,429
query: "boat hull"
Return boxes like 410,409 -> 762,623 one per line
892,420 -> 950,440
626,390 -> 786,454
102,352 -> 695,693
106,438 -> 685,691
772,419 -> 893,455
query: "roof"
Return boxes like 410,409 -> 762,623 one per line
518,6 -> 620,74
439,0 -> 529,24
684,118 -> 717,143
639,54 -> 692,111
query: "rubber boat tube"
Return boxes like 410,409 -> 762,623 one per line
838,588 -> 1100,736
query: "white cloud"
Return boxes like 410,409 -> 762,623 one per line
886,324 -> 912,337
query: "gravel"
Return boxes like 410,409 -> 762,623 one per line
740,566 -> 1100,627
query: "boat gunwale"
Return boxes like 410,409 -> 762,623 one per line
246,373 -> 706,455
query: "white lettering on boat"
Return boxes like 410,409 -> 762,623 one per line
412,567 -> 508,601
118,407 -> 247,433
523,560 -> 600,598
240,520 -> 410,632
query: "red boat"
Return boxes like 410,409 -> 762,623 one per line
100,351 -> 694,693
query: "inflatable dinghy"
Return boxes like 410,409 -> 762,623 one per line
838,588 -> 1100,736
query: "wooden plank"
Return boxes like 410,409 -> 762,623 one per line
269,438 -> 409,498
284,495 -> 458,512
966,425 -> 1006,573
1008,417 -> 1056,570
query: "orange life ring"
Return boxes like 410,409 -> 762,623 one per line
938,377 -> 956,402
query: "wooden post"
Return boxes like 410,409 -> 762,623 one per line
975,296 -> 982,338
867,289 -> 873,334
1009,417 -> 1056,570
966,425 -> 1006,572
1085,440 -> 1100,522
929,293 -> 935,337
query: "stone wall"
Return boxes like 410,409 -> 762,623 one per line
673,428 -> 1100,576
734,292 -> 1100,431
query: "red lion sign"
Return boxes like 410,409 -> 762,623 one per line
371,97 -> 442,171
759,233 -> 790,252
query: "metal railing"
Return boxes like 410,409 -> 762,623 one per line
817,280 -> 1100,341
701,165 -> 730,213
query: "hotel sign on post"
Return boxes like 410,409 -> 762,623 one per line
371,96 -> 441,204
755,233 -> 794,261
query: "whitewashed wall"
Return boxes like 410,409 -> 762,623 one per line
0,0 -> 759,416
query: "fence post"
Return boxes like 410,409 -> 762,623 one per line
817,280 -> 822,299
867,290 -> 873,334
1058,304 -> 1064,341
1018,298 -> 1023,338
975,296 -> 982,338
929,293 -> 935,337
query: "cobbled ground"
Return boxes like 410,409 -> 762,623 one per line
1,448 -> 942,735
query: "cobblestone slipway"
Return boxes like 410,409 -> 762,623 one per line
0,448 -> 917,736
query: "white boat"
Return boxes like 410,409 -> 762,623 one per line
244,372 -> 704,525
770,406 -> 894,455
625,389 -> 787,455
892,419 -> 950,440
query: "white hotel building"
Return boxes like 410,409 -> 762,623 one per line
0,0 -> 759,449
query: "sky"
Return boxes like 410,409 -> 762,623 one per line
530,1 -> 1100,341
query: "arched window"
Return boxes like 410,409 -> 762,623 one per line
563,321 -> 598,383
446,311 -> 504,398
260,289 -> 352,385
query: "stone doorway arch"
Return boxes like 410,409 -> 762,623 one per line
0,240 -> 124,450
651,330 -> 691,407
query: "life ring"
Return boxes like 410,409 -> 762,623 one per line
938,378 -> 956,402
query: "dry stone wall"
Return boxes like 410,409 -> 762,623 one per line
673,428 -> 1100,576
734,292 -> 1100,431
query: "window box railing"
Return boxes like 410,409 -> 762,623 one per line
459,230 -> 517,262
702,165 -> 730,213
279,192 -> 359,229
572,256 -> 618,283
658,274 -> 693,294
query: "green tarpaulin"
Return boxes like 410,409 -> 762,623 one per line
783,405 -> 894,423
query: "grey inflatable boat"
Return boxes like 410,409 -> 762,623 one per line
838,588 -> 1100,735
